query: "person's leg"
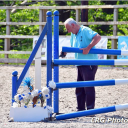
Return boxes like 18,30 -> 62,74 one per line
84,87 -> 95,110
80,65 -> 98,110
75,66 -> 86,111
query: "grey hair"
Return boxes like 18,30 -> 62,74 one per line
64,18 -> 77,26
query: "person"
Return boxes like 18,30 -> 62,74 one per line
63,18 -> 101,111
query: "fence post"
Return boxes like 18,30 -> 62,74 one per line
76,9 -> 80,22
111,8 -> 118,59
4,9 -> 10,59
12,71 -> 18,105
53,10 -> 59,113
39,9 -> 47,34
46,11 -> 52,107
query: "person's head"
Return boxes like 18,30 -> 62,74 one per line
64,18 -> 80,34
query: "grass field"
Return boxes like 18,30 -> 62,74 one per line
0,49 -> 128,67
0,50 -> 30,65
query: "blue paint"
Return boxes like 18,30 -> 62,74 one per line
38,90 -> 42,93
45,95 -> 48,97
56,106 -> 116,120
28,92 -> 31,95
24,105 -> 27,108
53,10 -> 59,113
56,80 -> 115,89
18,95 -> 21,97
54,59 -> 115,65
19,97 -> 23,101
62,47 -> 121,55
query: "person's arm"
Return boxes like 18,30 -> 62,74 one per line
80,34 -> 101,54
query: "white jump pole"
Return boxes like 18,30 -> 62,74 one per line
33,37 -> 41,90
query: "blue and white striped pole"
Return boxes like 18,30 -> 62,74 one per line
53,10 -> 59,113
49,79 -> 128,89
62,47 -> 128,55
56,103 -> 128,120
54,59 -> 128,66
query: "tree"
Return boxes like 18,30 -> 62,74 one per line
55,1 -> 70,35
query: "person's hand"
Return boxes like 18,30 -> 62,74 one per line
80,47 -> 90,54
59,52 -> 67,58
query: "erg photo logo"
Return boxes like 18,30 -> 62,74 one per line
91,117 -> 128,123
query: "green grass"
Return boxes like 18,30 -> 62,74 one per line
0,49 -> 128,67
0,49 -> 31,65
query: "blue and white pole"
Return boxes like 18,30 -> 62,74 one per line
49,79 -> 128,89
46,11 -> 52,106
56,103 -> 128,120
53,10 -> 59,113
62,47 -> 128,55
54,59 -> 128,66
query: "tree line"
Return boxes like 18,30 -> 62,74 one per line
0,1 -> 128,51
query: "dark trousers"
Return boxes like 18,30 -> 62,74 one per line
76,65 -> 98,111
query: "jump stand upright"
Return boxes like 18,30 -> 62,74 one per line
9,11 -> 53,122
50,11 -> 128,120
10,10 -> 128,122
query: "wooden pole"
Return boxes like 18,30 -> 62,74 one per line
111,8 -> 118,59
39,9 -> 47,34
4,9 -> 10,59
76,9 -> 80,22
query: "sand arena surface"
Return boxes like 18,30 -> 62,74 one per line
0,65 -> 128,128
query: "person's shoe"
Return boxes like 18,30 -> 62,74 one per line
85,108 -> 95,117
77,109 -> 86,112
86,114 -> 95,117
76,109 -> 95,117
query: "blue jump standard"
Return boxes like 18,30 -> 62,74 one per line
62,47 -> 122,55
53,10 -> 59,113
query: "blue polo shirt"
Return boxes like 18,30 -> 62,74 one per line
70,25 -> 98,60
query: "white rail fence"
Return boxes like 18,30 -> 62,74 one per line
0,5 -> 128,64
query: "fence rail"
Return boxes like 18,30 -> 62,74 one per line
0,21 -> 128,26
1,5 -> 128,9
0,51 -> 31,54
0,4 -> 128,63
0,58 -> 46,64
